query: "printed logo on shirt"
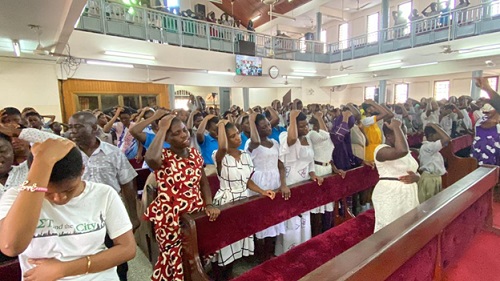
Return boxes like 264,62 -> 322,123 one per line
34,212 -> 106,238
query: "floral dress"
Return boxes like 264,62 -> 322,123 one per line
144,147 -> 205,281
471,116 -> 500,165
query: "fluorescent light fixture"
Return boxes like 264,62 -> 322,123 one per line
369,60 -> 402,68
401,62 -> 438,69
104,50 -> 155,60
12,40 -> 20,57
285,75 -> 304,79
86,60 -> 134,68
292,69 -> 317,74
459,44 -> 500,54
251,15 -> 261,22
326,74 -> 349,79
208,70 -> 236,76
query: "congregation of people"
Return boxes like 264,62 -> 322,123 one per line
0,77 -> 499,281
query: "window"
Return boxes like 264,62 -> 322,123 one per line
365,86 -> 377,100
395,83 -> 409,103
398,2 -> 412,34
434,81 -> 450,100
299,37 -> 306,53
339,23 -> 349,49
492,2 -> 500,16
480,77 -> 499,98
76,94 -> 158,111
320,29 -> 327,53
367,13 -> 379,43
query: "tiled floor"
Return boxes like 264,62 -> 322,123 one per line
128,247 -> 153,281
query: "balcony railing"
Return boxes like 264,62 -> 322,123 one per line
77,0 -> 500,64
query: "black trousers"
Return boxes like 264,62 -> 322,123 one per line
105,234 -> 128,281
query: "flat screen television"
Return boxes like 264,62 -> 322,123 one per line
235,55 -> 262,76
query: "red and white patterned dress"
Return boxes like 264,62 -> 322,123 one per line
144,147 -> 205,281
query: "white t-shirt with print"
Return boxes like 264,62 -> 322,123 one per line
0,181 -> 132,281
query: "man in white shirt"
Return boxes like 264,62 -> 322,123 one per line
68,112 -> 138,281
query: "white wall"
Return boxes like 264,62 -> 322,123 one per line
328,71 -> 482,105
0,59 -> 62,121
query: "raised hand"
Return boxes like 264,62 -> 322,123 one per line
31,139 -> 75,165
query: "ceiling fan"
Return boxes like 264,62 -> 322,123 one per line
144,66 -> 170,83
422,45 -> 459,56
339,63 -> 353,71
345,0 -> 371,11
30,25 -> 68,58
273,76 -> 298,85
323,0 -> 348,22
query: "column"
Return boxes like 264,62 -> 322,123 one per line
470,70 -> 483,100
378,80 -> 387,104
219,87 -> 231,113
243,88 -> 250,110
316,12 -> 322,42
381,0 -> 389,30
168,84 -> 175,109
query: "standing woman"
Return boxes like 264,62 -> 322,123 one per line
211,120 -> 274,279
246,113 -> 288,262
275,110 -> 323,255
470,103 -> 500,165
145,115 -> 220,281
308,111 -> 345,236
372,119 -> 420,232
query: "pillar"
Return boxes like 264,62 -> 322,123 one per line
168,84 -> 175,109
381,0 -> 389,30
378,80 -> 387,104
316,12 -> 322,42
243,88 -> 250,110
471,70 -> 483,100
219,87 -> 231,113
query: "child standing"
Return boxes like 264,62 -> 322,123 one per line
418,123 -> 451,203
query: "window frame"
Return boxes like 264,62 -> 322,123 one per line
367,12 -> 379,43
338,23 -> 349,49
365,86 -> 377,100
394,83 -> 409,103
434,80 -> 451,100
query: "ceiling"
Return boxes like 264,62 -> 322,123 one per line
1,0 -> 500,90
0,0 -> 87,57
212,0 -> 312,28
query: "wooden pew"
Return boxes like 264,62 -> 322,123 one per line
181,165 -> 379,281
441,134 -> 476,188
300,166 -> 499,281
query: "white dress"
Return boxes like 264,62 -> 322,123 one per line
308,129 -> 334,213
211,150 -> 255,266
372,144 -> 420,232
245,139 -> 286,239
275,132 -> 314,255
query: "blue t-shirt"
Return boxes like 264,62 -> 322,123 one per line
270,126 -> 287,143
199,132 -> 218,165
238,132 -> 250,150
143,132 -> 170,150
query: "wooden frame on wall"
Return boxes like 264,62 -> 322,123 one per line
60,79 -> 170,122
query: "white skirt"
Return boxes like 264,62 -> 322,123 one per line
372,180 -> 419,232
311,164 -> 334,214
274,211 -> 311,255
251,169 -> 286,239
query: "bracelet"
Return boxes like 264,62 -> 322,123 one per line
206,204 -> 213,208
85,255 -> 91,274
18,181 -> 47,193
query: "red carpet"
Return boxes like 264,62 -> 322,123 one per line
443,230 -> 500,281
